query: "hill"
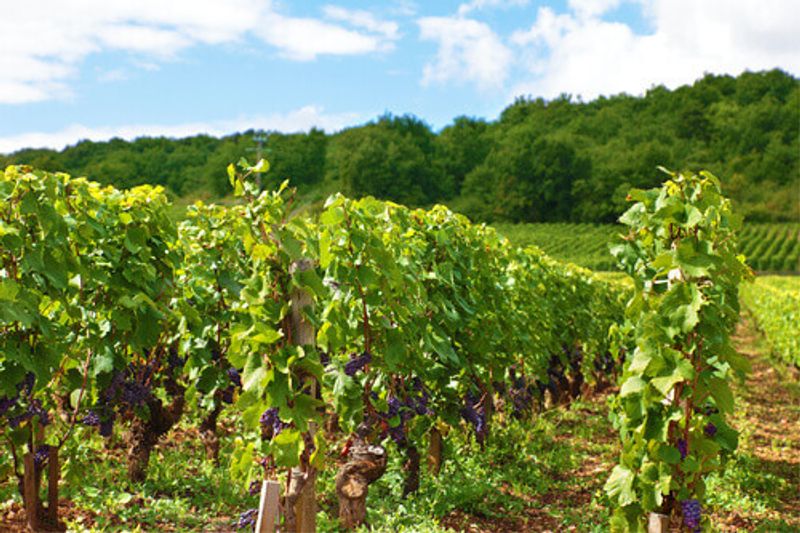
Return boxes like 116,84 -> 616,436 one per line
2,69 -> 797,223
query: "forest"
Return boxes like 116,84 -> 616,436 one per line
1,69 -> 798,223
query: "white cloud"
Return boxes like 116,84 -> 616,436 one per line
257,14 -> 391,61
511,0 -> 800,100
0,106 -> 364,154
418,16 -> 512,90
323,6 -> 401,41
0,1 -> 398,104
458,0 -> 530,17
566,0 -> 623,20
97,69 -> 130,83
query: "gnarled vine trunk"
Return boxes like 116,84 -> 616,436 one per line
126,384 -> 185,483
401,445 -> 420,497
335,437 -> 387,530
199,403 -> 222,463
427,427 -> 443,475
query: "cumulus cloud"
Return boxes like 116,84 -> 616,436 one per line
0,106 -> 363,153
0,1 -> 399,104
418,16 -> 513,90
510,0 -> 800,100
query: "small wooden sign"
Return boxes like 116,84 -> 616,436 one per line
255,480 -> 281,533
647,512 -> 670,533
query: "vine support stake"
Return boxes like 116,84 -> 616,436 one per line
255,480 -> 282,533
290,258 -> 317,533
47,446 -> 59,523
23,453 -> 39,531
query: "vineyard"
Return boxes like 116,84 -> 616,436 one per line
498,222 -> 800,273
0,165 -> 797,532
741,276 -> 800,368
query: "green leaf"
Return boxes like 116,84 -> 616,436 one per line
707,377 -> 734,414
0,279 -> 20,301
605,465 -> 636,506
271,429 -> 302,467
620,376 -> 646,397
657,445 -> 681,465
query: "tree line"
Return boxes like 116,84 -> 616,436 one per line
2,69 -> 797,223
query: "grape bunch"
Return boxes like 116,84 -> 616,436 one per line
319,351 -> 331,367
234,508 -> 258,529
681,498 -> 702,531
0,373 -> 47,428
218,366 -> 243,405
9,399 -> 50,428
507,368 -> 534,418
227,367 -> 243,388
34,445 -> 50,471
167,347 -> 186,371
259,407 -> 287,439
0,396 -> 16,418
381,396 -> 408,446
704,422 -> 717,437
248,479 -> 261,496
376,379 -> 434,446
81,411 -> 101,426
81,367 -> 154,437
459,390 -> 487,444
677,439 -> 688,460
344,351 -> 371,376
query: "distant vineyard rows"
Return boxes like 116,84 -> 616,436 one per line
742,277 -> 800,368
497,222 -> 800,273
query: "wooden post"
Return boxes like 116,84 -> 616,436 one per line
255,480 -> 282,533
290,258 -> 317,533
647,512 -> 670,533
23,453 -> 39,531
295,467 -> 317,533
47,446 -> 59,523
427,428 -> 443,475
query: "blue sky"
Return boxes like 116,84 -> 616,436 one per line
1,0 -> 797,153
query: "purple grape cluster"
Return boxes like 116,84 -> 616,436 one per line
260,407 -> 287,438
82,410 -> 101,426
227,367 -> 242,388
81,368 -> 153,438
0,373 -> 47,429
678,439 -> 688,460
99,419 -> 114,437
220,387 -> 235,405
34,445 -> 50,470
121,380 -> 151,407
167,348 -> 186,371
248,479 -> 261,496
460,391 -> 487,444
507,369 -> 535,417
681,498 -> 702,531
234,508 -> 258,529
344,351 -> 371,376
0,396 -> 15,417
319,351 -> 331,367
20,372 -> 35,395
704,422 -> 717,437
376,379 -> 435,446
9,399 -> 50,428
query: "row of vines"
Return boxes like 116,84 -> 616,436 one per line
741,278 -> 800,368
498,222 -> 799,273
0,164 -> 629,531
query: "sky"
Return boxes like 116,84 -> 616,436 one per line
0,0 -> 798,154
